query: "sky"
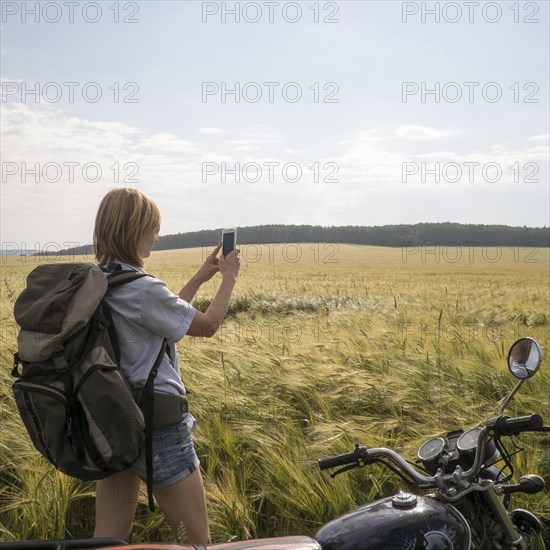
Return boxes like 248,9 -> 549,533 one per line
1,0 -> 549,250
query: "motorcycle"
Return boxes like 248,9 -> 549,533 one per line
314,336 -> 548,550
2,337 -> 547,550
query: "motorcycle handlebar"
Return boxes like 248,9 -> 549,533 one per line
319,415 -> 546,488
318,451 -> 358,471
492,414 -> 544,436
319,446 -> 437,486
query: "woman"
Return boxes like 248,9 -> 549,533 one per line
92,188 -> 240,544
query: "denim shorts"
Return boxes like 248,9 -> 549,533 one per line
129,420 -> 200,488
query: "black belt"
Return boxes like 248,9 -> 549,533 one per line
153,392 -> 189,430
133,390 -> 189,430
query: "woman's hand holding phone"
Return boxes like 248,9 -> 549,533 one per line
186,237 -> 240,338
219,249 -> 240,282
194,242 -> 222,283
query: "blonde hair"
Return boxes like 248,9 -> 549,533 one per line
94,188 -> 161,268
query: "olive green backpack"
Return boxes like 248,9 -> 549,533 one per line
12,263 -> 165,510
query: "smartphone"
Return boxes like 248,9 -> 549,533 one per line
222,228 -> 237,256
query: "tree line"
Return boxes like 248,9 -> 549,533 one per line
49,223 -> 550,256
156,223 -> 549,249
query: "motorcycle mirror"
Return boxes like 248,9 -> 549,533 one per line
507,338 -> 542,380
499,338 -> 543,415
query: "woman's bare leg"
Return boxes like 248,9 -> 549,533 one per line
153,469 -> 211,544
94,469 -> 142,541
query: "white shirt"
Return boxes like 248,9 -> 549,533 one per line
103,261 -> 197,396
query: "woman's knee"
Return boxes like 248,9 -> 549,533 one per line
154,470 -> 210,543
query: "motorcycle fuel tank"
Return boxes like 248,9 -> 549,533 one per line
315,493 -> 471,550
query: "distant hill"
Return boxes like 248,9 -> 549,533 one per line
38,223 -> 550,257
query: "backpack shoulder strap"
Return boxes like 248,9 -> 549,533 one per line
100,270 -> 151,366
142,337 -> 168,512
106,270 -> 151,288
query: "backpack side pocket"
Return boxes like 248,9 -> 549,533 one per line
12,380 -> 67,466
74,363 -> 145,471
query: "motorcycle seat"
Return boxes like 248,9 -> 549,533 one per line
101,536 -> 322,550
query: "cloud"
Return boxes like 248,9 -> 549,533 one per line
350,126 -> 454,145
224,138 -> 280,146
232,145 -> 260,152
138,133 -> 196,154
1,102 -> 141,159
199,127 -> 224,135
0,101 -> 208,243
1,101 -> 547,244
224,137 -> 283,153
327,126 -> 548,191
395,125 -> 455,141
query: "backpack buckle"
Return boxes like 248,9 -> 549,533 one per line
12,353 -> 22,378
98,316 -> 109,330
52,352 -> 69,372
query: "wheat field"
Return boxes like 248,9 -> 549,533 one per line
1,244 -> 549,543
